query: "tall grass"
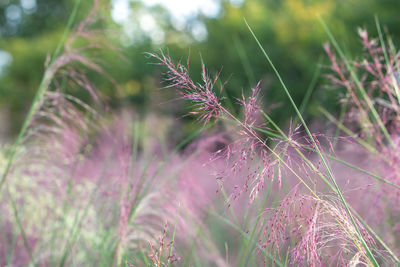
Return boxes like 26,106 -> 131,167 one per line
2,2 -> 400,266
149,19 -> 400,265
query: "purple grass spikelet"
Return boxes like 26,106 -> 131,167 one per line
150,52 -> 224,125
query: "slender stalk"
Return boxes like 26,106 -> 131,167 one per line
319,17 -> 393,149
319,106 -> 400,173
6,185 -> 34,265
0,1 -> 82,265
167,203 -> 180,267
261,110 -> 399,259
233,34 -> 256,86
240,68 -> 320,265
59,149 -> 113,267
332,102 -> 348,148
245,19 -> 378,266
207,209 -> 284,267
221,109 -> 369,263
240,143 -> 289,266
375,16 -> 400,110
0,0 -> 82,191
224,115 -> 400,196
298,58 -> 322,116
319,106 -> 376,153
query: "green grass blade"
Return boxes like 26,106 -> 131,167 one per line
233,34 -> 256,86
298,58 -> 322,116
246,19 -> 378,266
0,0 -> 82,191
319,17 -> 392,149
167,203 -> 180,267
375,16 -> 400,109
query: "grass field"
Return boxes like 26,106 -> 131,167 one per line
1,1 -> 400,266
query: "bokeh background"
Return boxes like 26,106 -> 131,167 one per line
1,0 -> 399,141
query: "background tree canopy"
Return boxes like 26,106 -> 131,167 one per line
0,0 -> 399,138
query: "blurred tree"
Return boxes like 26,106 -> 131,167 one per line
170,0 -> 400,125
1,0 -> 400,137
0,0 -> 120,133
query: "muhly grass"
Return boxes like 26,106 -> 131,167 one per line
2,1 -> 400,266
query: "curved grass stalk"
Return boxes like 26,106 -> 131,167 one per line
222,107 -> 318,197
245,19 -> 379,266
350,206 -> 400,263
260,110 -> 399,261
240,66 -> 321,266
0,0 -> 82,191
221,106 -> 383,264
239,143 -> 289,267
224,109 -> 371,259
0,1 -> 82,264
310,148 -> 400,191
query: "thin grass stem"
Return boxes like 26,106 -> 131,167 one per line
246,19 -> 378,265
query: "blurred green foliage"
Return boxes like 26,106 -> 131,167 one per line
0,0 -> 399,136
